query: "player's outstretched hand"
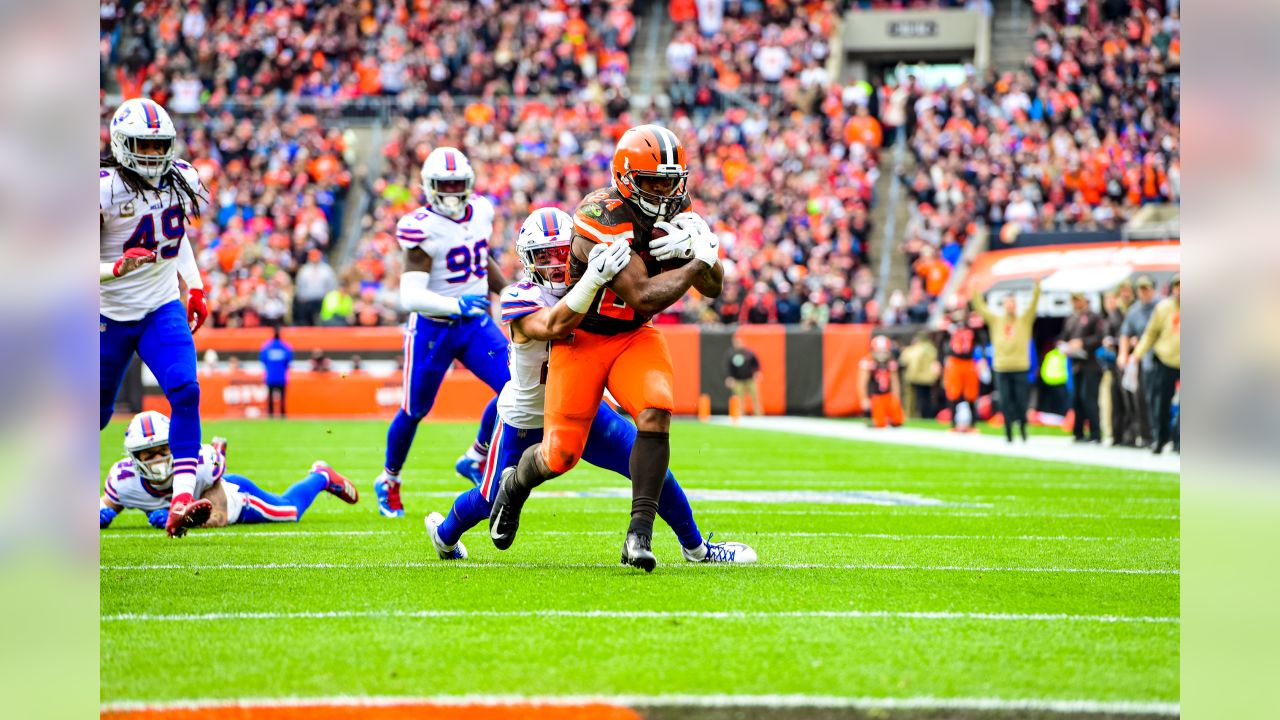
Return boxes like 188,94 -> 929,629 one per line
458,294 -> 491,317
112,248 -> 156,278
147,508 -> 169,529
187,288 -> 209,333
99,506 -> 118,529
651,220 -> 694,262
585,241 -> 632,283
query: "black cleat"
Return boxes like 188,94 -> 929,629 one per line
620,531 -> 657,573
488,468 -> 526,550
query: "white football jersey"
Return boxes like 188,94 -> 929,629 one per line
496,281 -> 559,430
103,444 -> 224,513
395,196 -> 496,300
99,160 -> 204,321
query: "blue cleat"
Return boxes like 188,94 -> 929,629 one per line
373,472 -> 404,518
455,454 -> 484,487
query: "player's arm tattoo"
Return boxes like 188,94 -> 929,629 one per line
404,246 -> 431,273
198,482 -> 230,529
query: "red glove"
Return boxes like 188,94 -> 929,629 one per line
112,247 -> 156,277
187,288 -> 209,333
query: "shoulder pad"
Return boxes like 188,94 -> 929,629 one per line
199,444 -> 226,480
500,281 -> 547,323
469,194 -> 495,219
396,210 -> 433,250
104,460 -> 134,502
573,192 -> 635,245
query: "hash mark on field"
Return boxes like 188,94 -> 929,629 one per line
100,693 -> 1181,717
100,561 -> 1178,575
101,608 -> 1179,624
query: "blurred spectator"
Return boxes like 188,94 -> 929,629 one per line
900,331 -> 941,420
1099,289 -> 1127,445
259,327 -> 293,419
319,278 -> 358,326
724,334 -> 763,417
740,284 -> 778,324
309,349 -> 332,373
1131,274 -> 1180,454
1117,275 -> 1158,447
295,250 -> 337,326
972,281 -> 1041,442
1058,292 -> 1105,443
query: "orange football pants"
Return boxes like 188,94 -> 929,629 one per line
943,357 -> 980,402
869,393 -> 905,428
541,326 -> 675,474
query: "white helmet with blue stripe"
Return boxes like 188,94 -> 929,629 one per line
516,207 -> 574,296
420,146 -> 475,219
124,411 -> 173,485
109,98 -> 177,181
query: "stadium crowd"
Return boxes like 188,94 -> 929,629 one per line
101,0 -> 1179,335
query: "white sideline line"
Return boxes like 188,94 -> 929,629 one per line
99,693 -> 1181,716
100,561 -> 1178,575
99,529 -> 1179,542
102,608 -> 1178,624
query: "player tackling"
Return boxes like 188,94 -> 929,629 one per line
423,208 -> 754,564
100,97 -> 212,537
489,124 -> 724,571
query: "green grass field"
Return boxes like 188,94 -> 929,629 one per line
99,419 -> 1179,717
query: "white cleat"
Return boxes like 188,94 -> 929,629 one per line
683,534 -> 757,564
424,512 -> 467,560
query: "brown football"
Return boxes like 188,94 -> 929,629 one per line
649,225 -> 690,272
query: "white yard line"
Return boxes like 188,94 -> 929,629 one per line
102,608 -> 1178,624
713,416 -> 1181,474
100,561 -> 1177,575
100,693 -> 1180,716
100,529 -> 1178,542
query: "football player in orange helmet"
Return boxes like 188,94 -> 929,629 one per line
488,124 -> 723,571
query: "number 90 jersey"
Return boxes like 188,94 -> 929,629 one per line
570,185 -> 691,336
99,160 -> 204,321
395,197 -> 495,300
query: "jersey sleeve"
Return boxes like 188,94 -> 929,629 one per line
396,212 -> 430,251
573,198 -> 635,246
103,460 -> 129,504
499,282 -> 546,324
99,168 -> 117,215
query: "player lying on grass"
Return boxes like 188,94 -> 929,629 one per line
100,411 -> 359,534
422,208 -> 755,564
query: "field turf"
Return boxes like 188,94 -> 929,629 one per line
99,419 -> 1179,717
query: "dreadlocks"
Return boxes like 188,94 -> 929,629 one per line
100,155 -> 205,226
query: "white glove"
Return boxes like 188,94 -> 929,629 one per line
670,211 -> 712,238
564,242 -> 632,313
650,221 -> 695,262
583,241 -> 632,284
690,226 -> 721,268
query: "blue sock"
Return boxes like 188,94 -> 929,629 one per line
437,486 -> 490,546
280,472 -> 329,519
657,472 -> 703,550
384,410 -> 423,475
473,397 -> 499,455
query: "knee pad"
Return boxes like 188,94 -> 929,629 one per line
163,365 -> 201,410
541,426 -> 586,475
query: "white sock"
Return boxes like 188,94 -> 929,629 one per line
381,469 -> 400,484
685,542 -> 708,561
172,459 -> 197,500
464,446 -> 486,463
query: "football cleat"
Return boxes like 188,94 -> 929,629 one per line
455,454 -> 484,487
312,461 -> 358,504
165,497 -> 213,538
683,533 -> 758,564
620,531 -> 657,573
488,467 -> 526,550
424,512 -> 467,560
374,473 -> 404,518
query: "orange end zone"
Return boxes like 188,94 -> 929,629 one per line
103,701 -> 643,720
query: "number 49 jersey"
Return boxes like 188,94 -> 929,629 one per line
395,197 -> 496,300
99,160 -> 204,321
